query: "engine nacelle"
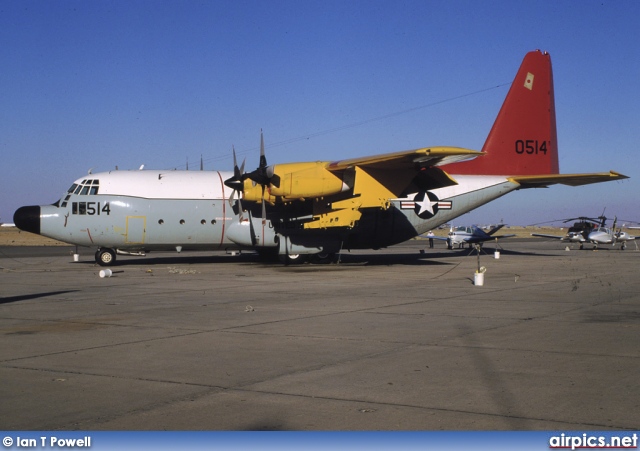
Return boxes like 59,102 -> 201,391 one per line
226,218 -> 277,248
243,162 -> 351,202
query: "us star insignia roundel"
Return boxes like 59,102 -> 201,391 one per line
406,191 -> 453,219
413,191 -> 440,219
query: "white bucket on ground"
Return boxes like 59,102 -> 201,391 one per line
474,272 -> 485,286
73,254 -> 79,262
99,269 -> 112,278
494,251 -> 500,259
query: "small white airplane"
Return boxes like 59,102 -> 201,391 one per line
0,218 -> 15,227
13,50 -> 628,265
436,224 -> 515,249
588,218 -> 638,250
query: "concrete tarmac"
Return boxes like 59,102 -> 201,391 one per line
1,240 -> 638,431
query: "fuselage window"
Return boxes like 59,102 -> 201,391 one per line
68,184 -> 78,194
89,186 -> 99,195
80,186 -> 90,195
74,185 -> 83,195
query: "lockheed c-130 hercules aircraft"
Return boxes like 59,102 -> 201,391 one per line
13,50 -> 628,266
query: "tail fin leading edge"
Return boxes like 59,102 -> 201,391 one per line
443,50 -> 559,176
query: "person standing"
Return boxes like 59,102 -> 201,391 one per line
427,231 -> 435,248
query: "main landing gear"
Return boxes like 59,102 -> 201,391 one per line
95,248 -> 116,266
279,252 -> 337,265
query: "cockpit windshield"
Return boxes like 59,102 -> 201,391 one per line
60,179 -> 100,208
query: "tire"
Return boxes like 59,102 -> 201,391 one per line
96,248 -> 116,266
310,252 -> 336,264
279,253 -> 306,265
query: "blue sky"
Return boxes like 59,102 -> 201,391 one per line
1,0 -> 639,226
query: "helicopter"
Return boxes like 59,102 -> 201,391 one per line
531,215 -> 607,249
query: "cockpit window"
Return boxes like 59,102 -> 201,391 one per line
61,179 -> 102,208
69,179 -> 100,196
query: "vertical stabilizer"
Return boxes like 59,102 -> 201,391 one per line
442,50 -> 559,175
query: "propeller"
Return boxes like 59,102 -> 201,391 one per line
243,130 -> 281,228
224,146 -> 246,220
245,130 -> 280,189
223,131 -> 278,236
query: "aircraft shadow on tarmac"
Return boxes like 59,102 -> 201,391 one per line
0,290 -> 79,305
69,245 -> 560,268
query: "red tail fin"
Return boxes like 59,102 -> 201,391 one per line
442,50 -> 559,175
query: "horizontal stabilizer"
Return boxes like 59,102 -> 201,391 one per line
509,171 -> 628,188
486,224 -> 506,235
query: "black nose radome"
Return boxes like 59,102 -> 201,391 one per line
13,206 -> 41,235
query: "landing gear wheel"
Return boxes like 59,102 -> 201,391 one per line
310,252 -> 336,264
96,248 -> 116,266
279,253 -> 307,265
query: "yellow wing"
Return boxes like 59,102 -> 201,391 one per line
326,147 -> 483,171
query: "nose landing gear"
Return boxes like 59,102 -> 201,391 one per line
95,248 -> 116,266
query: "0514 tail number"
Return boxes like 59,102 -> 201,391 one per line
515,140 -> 548,155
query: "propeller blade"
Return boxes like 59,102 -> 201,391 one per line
247,209 -> 257,246
228,190 -> 245,223
259,129 -> 267,169
224,146 -> 246,191
232,146 -> 238,173
261,185 -> 267,225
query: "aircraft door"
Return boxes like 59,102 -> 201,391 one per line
125,216 -> 146,244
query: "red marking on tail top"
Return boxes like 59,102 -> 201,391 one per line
442,50 -> 559,176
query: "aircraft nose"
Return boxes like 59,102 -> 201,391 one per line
13,206 -> 41,235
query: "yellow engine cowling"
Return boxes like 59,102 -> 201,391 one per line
242,162 -> 351,202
